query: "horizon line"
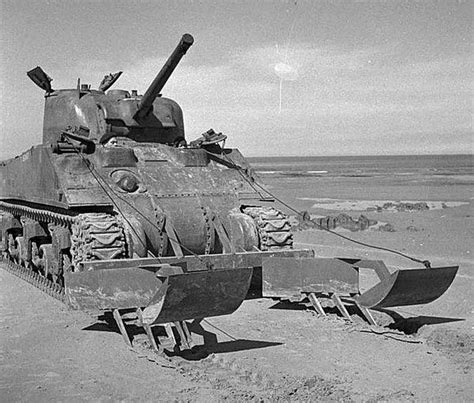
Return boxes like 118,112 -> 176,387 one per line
246,152 -> 473,159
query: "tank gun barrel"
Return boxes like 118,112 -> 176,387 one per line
134,33 -> 194,121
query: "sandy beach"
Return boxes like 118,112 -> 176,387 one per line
1,0 -> 471,398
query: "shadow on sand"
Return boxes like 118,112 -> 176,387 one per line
268,298 -> 367,317
266,300 -> 465,335
379,309 -> 465,334
82,315 -> 282,361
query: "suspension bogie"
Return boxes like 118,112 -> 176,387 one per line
0,202 -> 131,300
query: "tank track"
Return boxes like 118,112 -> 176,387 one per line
243,206 -> 293,250
0,201 -> 127,302
1,253 -> 66,302
0,200 -> 75,226
71,213 -> 127,271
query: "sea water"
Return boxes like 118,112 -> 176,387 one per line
248,154 -> 473,179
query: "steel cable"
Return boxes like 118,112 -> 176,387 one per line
66,139 -> 209,265
210,149 -> 431,268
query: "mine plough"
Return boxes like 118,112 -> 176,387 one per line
61,251 -> 458,351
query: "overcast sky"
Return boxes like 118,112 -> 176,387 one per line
0,0 -> 472,158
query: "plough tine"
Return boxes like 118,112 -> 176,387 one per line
174,321 -> 190,350
307,293 -> 326,316
113,309 -> 132,347
164,323 -> 176,347
353,300 -> 377,326
331,294 -> 352,321
144,324 -> 160,352
136,308 -> 160,353
181,321 -> 195,349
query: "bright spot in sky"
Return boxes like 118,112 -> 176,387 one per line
274,62 -> 298,81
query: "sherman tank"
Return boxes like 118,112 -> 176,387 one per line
0,34 -> 459,352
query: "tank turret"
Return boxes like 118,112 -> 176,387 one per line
27,34 -> 194,147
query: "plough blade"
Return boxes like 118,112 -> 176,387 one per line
65,267 -> 159,310
142,267 -> 253,325
262,257 -> 359,299
64,266 -> 252,323
356,266 -> 458,309
262,257 -> 458,311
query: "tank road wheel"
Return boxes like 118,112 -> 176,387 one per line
31,241 -> 42,274
16,236 -> 27,266
39,244 -> 54,279
7,233 -> 19,263
31,242 -> 54,278
31,242 -> 38,268
62,252 -> 72,274
53,252 -> 72,287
